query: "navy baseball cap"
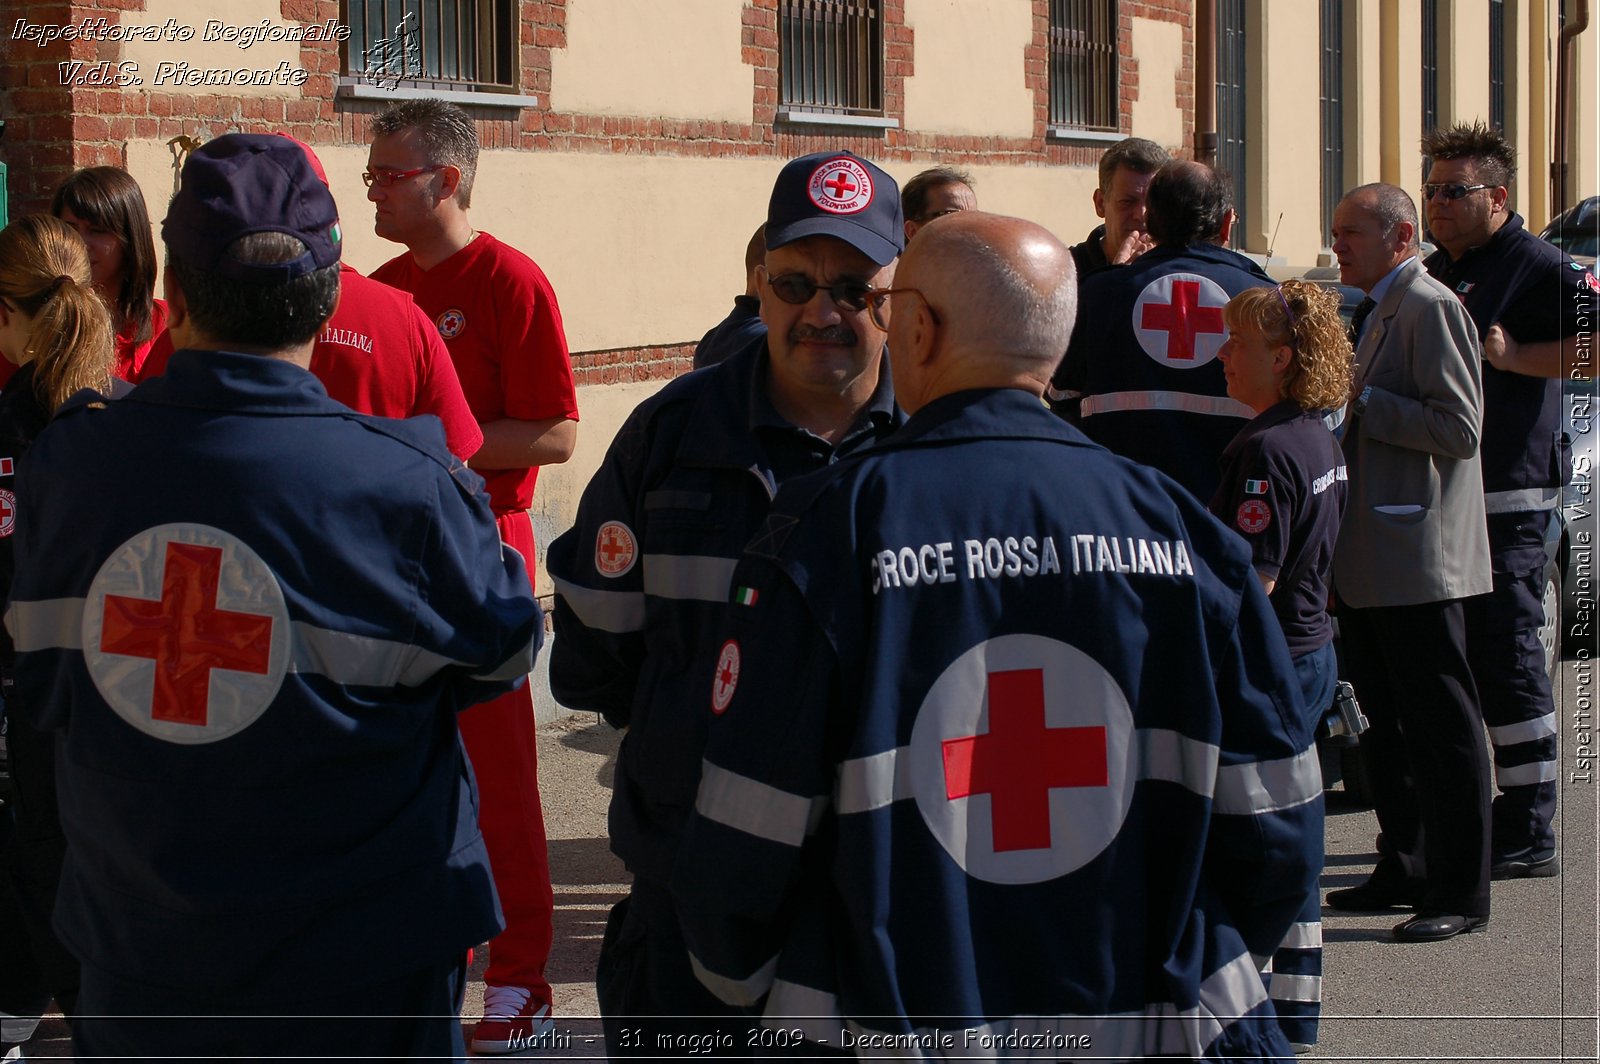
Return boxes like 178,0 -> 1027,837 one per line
766,151 -> 904,266
162,133 -> 342,284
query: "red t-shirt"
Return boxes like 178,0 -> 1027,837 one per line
137,268 -> 483,462
371,232 -> 579,513
114,298 -> 168,382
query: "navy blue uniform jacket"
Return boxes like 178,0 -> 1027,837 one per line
675,389 -> 1321,1061
1055,243 -> 1275,502
4,350 -> 541,995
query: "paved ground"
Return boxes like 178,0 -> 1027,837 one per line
5,661 -> 1596,1060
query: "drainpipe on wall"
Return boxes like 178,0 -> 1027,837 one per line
1194,0 -> 1218,167
1553,0 -> 1591,215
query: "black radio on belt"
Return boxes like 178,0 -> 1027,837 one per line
1323,681 -> 1369,740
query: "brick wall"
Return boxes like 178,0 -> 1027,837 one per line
2,0 -> 1196,377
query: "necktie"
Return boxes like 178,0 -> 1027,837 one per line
1349,297 -> 1376,348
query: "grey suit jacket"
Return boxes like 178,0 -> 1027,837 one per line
1333,257 -> 1492,608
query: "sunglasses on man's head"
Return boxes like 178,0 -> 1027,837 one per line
1422,182 -> 1493,202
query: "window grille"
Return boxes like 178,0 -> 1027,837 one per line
1320,0 -> 1344,240
1489,0 -> 1506,133
779,0 -> 883,116
1421,0 -> 1438,134
345,0 -> 514,92
1217,0 -> 1247,247
1048,0 -> 1118,132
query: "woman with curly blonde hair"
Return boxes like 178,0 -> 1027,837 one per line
1208,276 -> 1353,1053
0,213 -> 118,1037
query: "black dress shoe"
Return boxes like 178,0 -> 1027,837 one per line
1326,872 -> 1425,911
1490,847 -> 1560,880
1392,912 -> 1489,941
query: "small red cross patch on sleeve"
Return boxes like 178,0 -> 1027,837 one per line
1236,499 -> 1271,534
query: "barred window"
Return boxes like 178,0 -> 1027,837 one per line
345,0 -> 514,92
1421,0 -> 1438,133
1217,0 -> 1247,246
779,0 -> 884,116
1048,0 -> 1118,132
1319,0 -> 1344,241
1489,0 -> 1506,133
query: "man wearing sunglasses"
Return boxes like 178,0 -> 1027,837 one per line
367,98 -> 580,1055
547,150 -> 905,1058
1420,122 -> 1597,883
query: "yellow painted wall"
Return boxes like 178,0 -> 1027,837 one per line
1347,0 -> 1386,193
1380,0 -> 1424,189
1440,0 -> 1490,126
550,0 -> 754,122
1129,16 -> 1186,148
901,0 -> 1034,137
125,140 -> 1109,355
1249,0 -> 1322,262
120,0 -> 310,97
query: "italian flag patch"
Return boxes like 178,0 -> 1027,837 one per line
1244,479 -> 1269,495
734,586 -> 759,606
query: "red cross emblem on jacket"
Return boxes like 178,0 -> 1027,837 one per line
909,634 -> 1135,884
86,524 -> 289,744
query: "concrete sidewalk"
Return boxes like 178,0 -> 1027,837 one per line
7,662 -> 1596,1060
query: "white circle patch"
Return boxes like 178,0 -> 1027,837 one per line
0,490 -> 15,538
83,523 -> 290,745
807,157 -> 874,215
436,308 -> 466,339
908,633 -> 1135,885
595,521 -> 638,578
1131,272 -> 1232,367
711,639 -> 741,715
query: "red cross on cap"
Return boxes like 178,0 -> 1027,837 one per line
823,171 -> 858,199
86,523 -> 288,745
806,157 -> 874,215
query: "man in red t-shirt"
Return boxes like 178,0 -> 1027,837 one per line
366,98 -> 578,1055
136,138 -> 483,463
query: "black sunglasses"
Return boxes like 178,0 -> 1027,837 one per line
765,272 -> 887,315
1422,182 -> 1492,202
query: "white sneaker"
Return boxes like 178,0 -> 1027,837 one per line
469,985 -> 556,1054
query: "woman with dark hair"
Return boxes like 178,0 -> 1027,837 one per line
1211,277 -> 1354,1055
0,213 -> 118,1041
50,166 -> 166,381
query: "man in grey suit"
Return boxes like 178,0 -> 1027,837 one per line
1325,183 -> 1494,942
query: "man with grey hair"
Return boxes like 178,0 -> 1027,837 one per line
1068,136 -> 1170,276
675,212 -> 1320,1060
368,98 -> 579,1053
1326,182 -> 1493,942
901,165 -> 977,242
